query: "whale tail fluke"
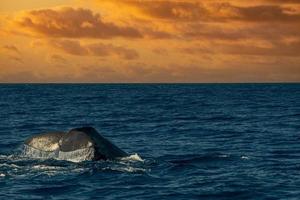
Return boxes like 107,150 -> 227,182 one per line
23,127 -> 128,162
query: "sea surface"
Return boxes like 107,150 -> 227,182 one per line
0,84 -> 299,200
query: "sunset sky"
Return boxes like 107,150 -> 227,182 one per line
0,0 -> 300,83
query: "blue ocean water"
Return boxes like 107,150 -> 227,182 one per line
0,84 -> 299,199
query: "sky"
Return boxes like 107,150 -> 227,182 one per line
0,0 -> 300,83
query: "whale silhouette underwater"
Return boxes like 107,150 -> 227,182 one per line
23,127 -> 128,162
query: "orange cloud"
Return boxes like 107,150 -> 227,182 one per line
264,0 -> 300,4
181,40 -> 300,57
220,41 -> 300,57
101,0 -> 300,22
1,0 -> 299,83
181,23 -> 300,41
225,4 -> 300,22
50,40 -> 88,55
8,55 -> 23,63
15,7 -> 142,39
2,45 -> 20,54
50,39 -> 139,60
0,71 -> 41,83
49,54 -> 67,64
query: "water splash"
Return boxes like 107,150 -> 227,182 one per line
0,151 -> 147,180
121,153 -> 144,162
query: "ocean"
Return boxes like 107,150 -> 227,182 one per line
0,84 -> 299,199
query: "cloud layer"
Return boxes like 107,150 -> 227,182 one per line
103,0 -> 300,22
15,7 -> 142,38
0,0 -> 299,82
50,39 -> 139,60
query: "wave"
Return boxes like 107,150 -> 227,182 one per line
0,152 -> 147,179
120,153 -> 144,162
159,153 -> 251,166
0,150 -> 252,181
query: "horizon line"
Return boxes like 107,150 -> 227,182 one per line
0,82 -> 299,85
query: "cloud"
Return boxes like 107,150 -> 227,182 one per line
101,0 -> 210,21
225,4 -> 300,22
221,41 -> 300,57
2,45 -> 20,54
49,54 -> 67,64
127,1 -> 208,21
152,48 -> 168,55
1,44 -> 23,64
0,71 -> 40,83
1,0 -> 300,83
51,40 -> 88,56
49,39 -> 139,60
141,28 -> 173,39
87,43 -> 139,60
264,0 -> 300,4
101,0 -> 300,23
15,7 -> 142,39
9,56 -> 23,63
181,23 -> 300,41
181,40 -> 300,57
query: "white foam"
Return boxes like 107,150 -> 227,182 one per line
108,166 -> 146,173
32,165 -> 64,170
0,163 -> 21,168
241,156 -> 249,160
219,154 -> 229,158
121,153 -> 144,162
0,154 -> 14,160
0,173 -> 5,177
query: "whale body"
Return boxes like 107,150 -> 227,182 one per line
23,127 -> 128,162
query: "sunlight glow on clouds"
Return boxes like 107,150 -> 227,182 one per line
0,0 -> 299,82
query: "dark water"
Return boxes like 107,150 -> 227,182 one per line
0,84 -> 299,199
